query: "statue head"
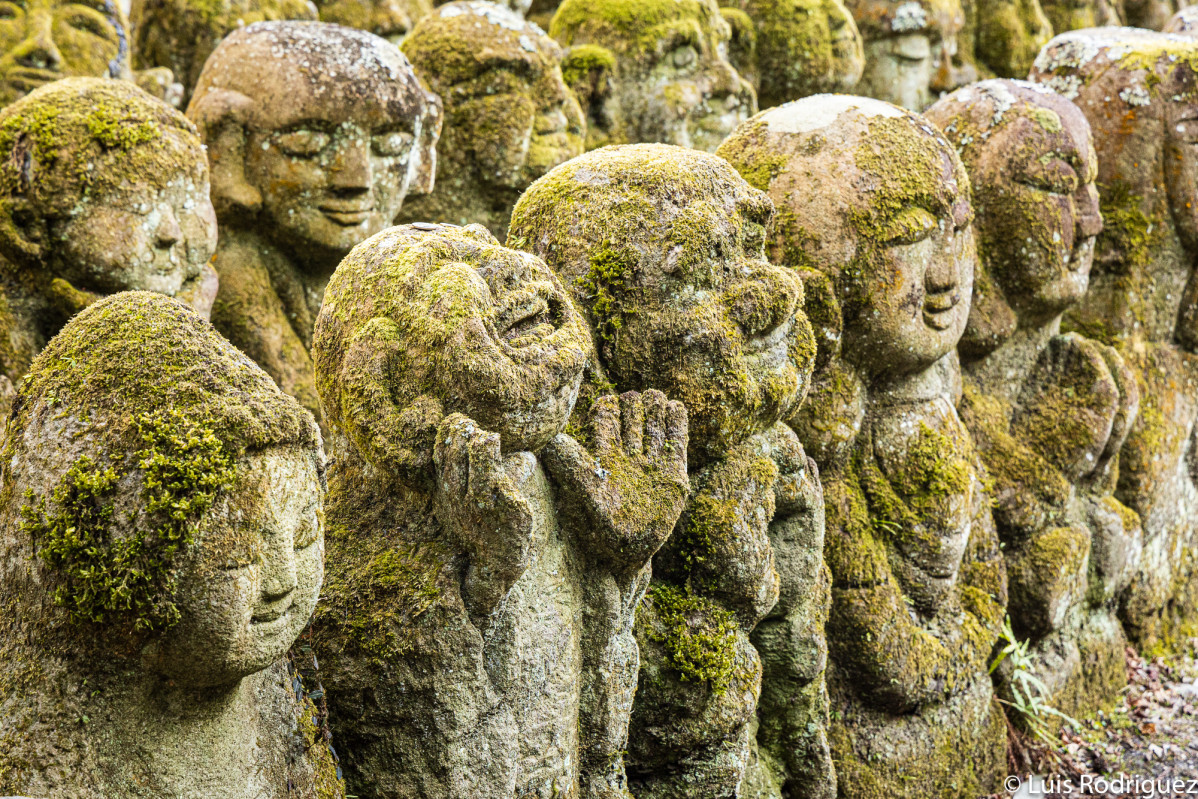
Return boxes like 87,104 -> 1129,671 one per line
845,0 -> 969,109
925,80 -> 1102,356
550,0 -> 756,152
718,95 -> 974,381
187,21 -> 442,270
314,223 -> 593,475
509,143 -> 815,467
964,0 -> 1052,80
1037,0 -> 1120,43
0,78 -> 217,318
1,291 -> 322,686
130,0 -> 318,107
723,0 -> 864,108
312,0 -> 433,44
0,0 -> 132,109
400,1 -> 584,231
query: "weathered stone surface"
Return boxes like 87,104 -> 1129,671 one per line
396,1 -> 584,238
549,0 -> 756,152
0,0 -> 135,109
311,222 -> 688,798
510,143 -> 819,799
187,21 -> 441,420
959,0 -> 1052,79
0,291 -> 338,798
844,0 -> 971,109
718,0 -> 864,109
719,95 -> 1007,798
1039,0 -> 1121,38
314,0 -> 434,43
1030,29 -> 1198,651
131,0 -> 318,108
1166,5 -> 1198,33
925,79 -> 1138,716
0,78 -> 218,390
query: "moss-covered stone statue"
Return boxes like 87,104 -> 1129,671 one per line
396,1 -> 584,238
1031,29 -> 1198,650
925,79 -> 1139,717
186,21 -> 441,420
314,0 -> 434,43
548,0 -> 756,152
718,0 -> 865,109
0,78 -> 219,392
844,0 -> 972,109
1123,0 -> 1183,31
130,0 -> 319,108
311,222 -> 689,798
509,144 -> 821,799
719,96 -> 1008,799
1038,0 -> 1121,38
0,291 -> 341,798
959,0 -> 1052,80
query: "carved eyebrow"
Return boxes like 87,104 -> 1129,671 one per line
62,0 -> 117,17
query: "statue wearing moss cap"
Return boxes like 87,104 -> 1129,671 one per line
0,291 -> 339,798
0,78 -> 219,393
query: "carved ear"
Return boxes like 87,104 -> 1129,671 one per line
410,89 -> 444,197
186,88 -> 263,219
561,45 -> 617,146
0,195 -> 46,267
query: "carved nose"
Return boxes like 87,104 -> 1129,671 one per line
925,247 -> 960,295
729,265 -> 800,338
155,209 -> 182,250
261,534 -> 299,601
1076,182 -> 1103,240
329,140 -> 372,195
14,13 -> 63,72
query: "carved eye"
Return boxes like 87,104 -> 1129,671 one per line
0,3 -> 21,21
1174,118 -> 1198,144
672,45 -> 699,69
274,130 -> 330,157
882,207 -> 938,245
1019,159 -> 1079,196
372,129 -> 413,158
65,11 -> 112,38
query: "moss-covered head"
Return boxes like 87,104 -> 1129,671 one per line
2,292 -> 322,680
313,0 -> 433,43
0,78 -> 218,316
722,0 -> 864,107
926,80 -> 1102,357
509,143 -> 815,467
314,223 -> 592,476
550,0 -> 756,151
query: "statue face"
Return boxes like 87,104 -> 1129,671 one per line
315,0 -> 431,44
151,448 -> 323,687
242,78 -> 429,265
0,0 -> 126,107
1164,91 -> 1198,253
49,170 -> 218,301
849,0 -> 967,109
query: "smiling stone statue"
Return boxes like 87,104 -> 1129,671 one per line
720,95 -> 1008,799
187,21 -> 441,420
0,291 -> 339,798
0,78 -> 219,392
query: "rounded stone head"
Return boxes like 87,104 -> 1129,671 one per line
718,95 -> 974,380
724,0 -> 865,108
925,80 -> 1102,356
0,0 -> 132,109
509,143 -> 816,467
0,78 -> 218,317
2,292 -> 322,686
1030,29 -> 1198,265
845,0 -> 969,109
550,0 -> 756,152
130,0 -> 319,108
401,2 -> 584,216
187,21 -> 443,270
313,0 -> 433,44
314,223 -> 593,474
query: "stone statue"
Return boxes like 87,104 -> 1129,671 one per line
509,143 -> 821,799
959,0 -> 1052,79
0,291 -> 340,798
0,0 -> 134,108
0,78 -> 219,391
1166,5 -> 1198,33
844,0 -> 972,109
130,0 -> 319,108
1031,29 -> 1198,650
311,222 -> 688,799
313,0 -> 433,43
396,1 -> 585,239
549,0 -> 756,152
718,0 -> 865,109
925,79 -> 1139,717
1038,0 -> 1121,37
187,21 -> 441,420
1123,0 -> 1183,30
719,95 -> 1007,799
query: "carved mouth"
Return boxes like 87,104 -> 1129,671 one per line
6,67 -> 60,92
493,286 -> 559,347
744,317 -> 792,357
922,291 -> 959,330
251,602 -> 293,626
320,203 -> 374,227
